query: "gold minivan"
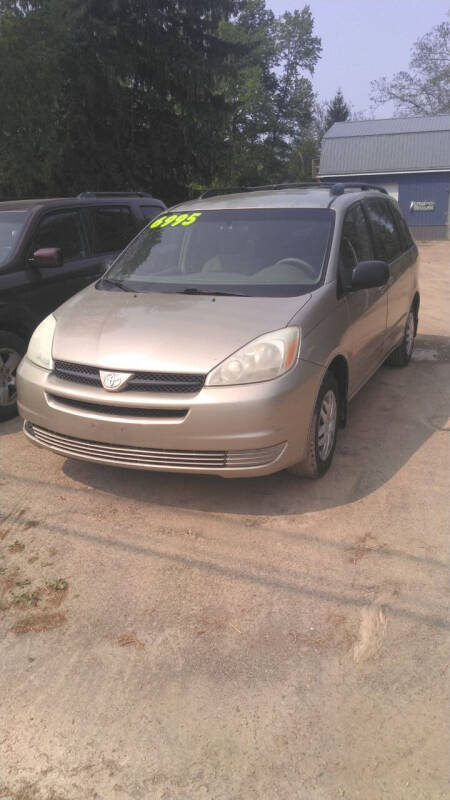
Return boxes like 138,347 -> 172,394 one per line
17,183 -> 419,478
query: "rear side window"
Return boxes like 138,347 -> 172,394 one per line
339,203 -> 373,288
0,210 -> 29,266
93,206 -> 135,254
365,199 -> 402,261
140,205 -> 164,222
33,210 -> 85,260
388,202 -> 414,252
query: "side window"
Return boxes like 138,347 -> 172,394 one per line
33,210 -> 85,260
365,199 -> 402,261
140,205 -> 164,222
339,203 -> 373,289
93,206 -> 135,254
388,202 -> 414,252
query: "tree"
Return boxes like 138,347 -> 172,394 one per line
287,135 -> 319,181
324,88 -> 350,130
217,0 -> 278,186
370,16 -> 450,115
0,0 -> 323,199
218,2 -> 322,186
0,0 -> 65,197
0,0 -> 242,201
270,7 -> 322,149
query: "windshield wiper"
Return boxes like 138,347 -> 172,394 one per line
101,277 -> 135,292
178,287 -> 248,297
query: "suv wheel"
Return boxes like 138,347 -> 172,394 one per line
386,309 -> 415,367
0,331 -> 26,421
288,371 -> 340,479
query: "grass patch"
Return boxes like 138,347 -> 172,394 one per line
10,591 -> 39,607
46,578 -> 68,591
7,540 -> 24,553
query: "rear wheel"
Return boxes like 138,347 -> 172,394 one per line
288,371 -> 340,479
386,309 -> 415,367
0,331 -> 26,421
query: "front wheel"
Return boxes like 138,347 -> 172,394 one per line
385,309 -> 415,367
0,331 -> 26,421
288,371 -> 340,479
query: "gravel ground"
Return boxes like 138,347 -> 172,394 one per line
0,241 -> 449,800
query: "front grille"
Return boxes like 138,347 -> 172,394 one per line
24,422 -> 286,471
53,360 -> 205,393
53,361 -> 99,386
47,395 -> 187,419
129,372 -> 204,392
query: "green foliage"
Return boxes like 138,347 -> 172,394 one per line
0,0 -> 322,200
10,590 -> 39,606
46,578 -> 68,591
287,136 -> 319,181
0,0 -> 64,196
219,1 -> 321,185
0,0 -> 241,201
324,88 -> 350,131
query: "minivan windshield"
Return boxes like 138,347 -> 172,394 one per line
102,208 -> 333,297
0,211 -> 29,266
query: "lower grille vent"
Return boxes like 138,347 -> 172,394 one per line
24,423 -> 286,471
47,395 -> 187,419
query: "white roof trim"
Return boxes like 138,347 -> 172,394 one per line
319,168 -> 450,177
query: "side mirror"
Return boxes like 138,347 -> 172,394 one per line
32,247 -> 63,268
351,260 -> 389,291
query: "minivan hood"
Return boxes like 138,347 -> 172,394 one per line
53,285 -> 311,373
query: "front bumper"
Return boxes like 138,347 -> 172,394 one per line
17,357 -> 323,477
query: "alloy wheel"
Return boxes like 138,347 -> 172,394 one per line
405,311 -> 415,357
317,389 -> 337,461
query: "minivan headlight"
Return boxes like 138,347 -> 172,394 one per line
27,314 -> 56,370
206,326 -> 301,386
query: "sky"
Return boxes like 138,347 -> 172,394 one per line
266,0 -> 449,117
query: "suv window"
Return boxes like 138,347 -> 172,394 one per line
339,203 -> 373,289
388,202 -> 414,252
0,210 -> 29,266
140,205 -> 163,222
33,210 -> 85,260
365,199 -> 402,262
93,206 -> 135,254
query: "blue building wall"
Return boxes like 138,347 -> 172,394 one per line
329,171 -> 450,239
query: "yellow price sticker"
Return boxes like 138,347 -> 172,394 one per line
150,212 -> 202,229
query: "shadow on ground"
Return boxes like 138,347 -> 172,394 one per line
0,416 -> 21,437
61,334 -> 449,517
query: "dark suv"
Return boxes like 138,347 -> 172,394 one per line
0,191 -> 165,419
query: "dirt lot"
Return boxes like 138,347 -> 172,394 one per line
1,242 -> 449,800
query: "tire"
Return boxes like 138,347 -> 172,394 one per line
0,331 -> 26,421
386,308 -> 415,367
288,371 -> 340,479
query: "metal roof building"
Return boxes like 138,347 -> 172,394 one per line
319,115 -> 450,239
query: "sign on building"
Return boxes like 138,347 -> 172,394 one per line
409,201 -> 436,212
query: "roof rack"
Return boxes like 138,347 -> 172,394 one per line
199,181 -> 387,200
329,182 -> 388,196
200,182 -> 325,199
77,191 -> 154,199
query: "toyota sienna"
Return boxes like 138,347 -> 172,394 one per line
16,183 -> 419,478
